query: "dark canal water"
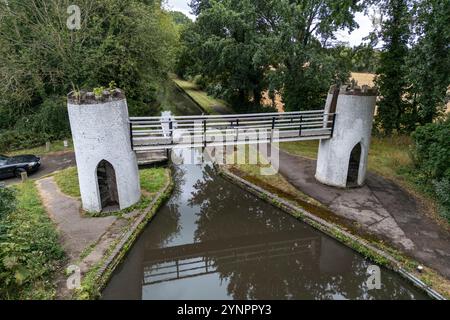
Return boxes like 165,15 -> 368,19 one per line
102,150 -> 428,300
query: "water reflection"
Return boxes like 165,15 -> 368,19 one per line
102,154 -> 428,300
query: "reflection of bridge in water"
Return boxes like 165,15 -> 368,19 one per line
143,231 -> 320,286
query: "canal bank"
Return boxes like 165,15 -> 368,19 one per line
101,150 -> 431,300
218,165 -> 445,300
33,167 -> 173,299
74,170 -> 174,299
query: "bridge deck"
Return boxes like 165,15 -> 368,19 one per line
130,110 -> 335,153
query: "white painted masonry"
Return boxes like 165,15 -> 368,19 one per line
315,86 -> 377,188
68,96 -> 141,212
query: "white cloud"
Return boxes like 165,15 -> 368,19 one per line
163,0 -> 196,20
335,12 -> 376,47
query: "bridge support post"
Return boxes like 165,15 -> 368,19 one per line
315,85 -> 377,188
67,89 -> 141,212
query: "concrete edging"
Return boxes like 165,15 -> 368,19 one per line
217,165 -> 446,300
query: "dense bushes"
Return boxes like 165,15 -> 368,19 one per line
0,183 -> 64,299
412,118 -> 450,220
0,97 -> 70,153
0,186 -> 16,239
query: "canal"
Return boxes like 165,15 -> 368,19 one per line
158,79 -> 205,116
102,150 -> 428,300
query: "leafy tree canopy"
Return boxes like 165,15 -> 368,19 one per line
179,0 -> 365,111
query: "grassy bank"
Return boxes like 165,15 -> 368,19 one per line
54,167 -> 80,198
172,77 -> 232,115
0,182 -> 65,299
6,139 -> 73,156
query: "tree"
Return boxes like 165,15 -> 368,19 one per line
267,0 -> 362,111
350,44 -> 380,73
189,0 -> 212,16
185,0 -> 270,108
0,0 -> 179,151
179,0 -> 364,111
0,0 -> 178,126
375,0 -> 412,134
406,0 -> 450,126
169,11 -> 193,26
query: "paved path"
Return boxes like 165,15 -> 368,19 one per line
277,148 -> 450,278
4,151 -> 76,185
36,177 -> 116,261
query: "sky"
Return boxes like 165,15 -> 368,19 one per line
164,0 -> 376,48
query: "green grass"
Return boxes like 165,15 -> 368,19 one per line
0,182 -> 65,299
172,77 -> 232,115
139,167 -> 168,194
6,139 -> 73,156
53,167 -> 80,198
53,166 -> 169,208
279,140 -> 319,159
280,135 -> 414,179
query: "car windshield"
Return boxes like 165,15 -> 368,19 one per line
0,155 -> 9,165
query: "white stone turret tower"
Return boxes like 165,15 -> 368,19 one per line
67,89 -> 141,212
315,85 -> 377,188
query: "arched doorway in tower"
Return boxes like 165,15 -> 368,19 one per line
346,143 -> 361,187
97,160 -> 119,211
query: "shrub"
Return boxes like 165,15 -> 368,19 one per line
0,182 -> 64,299
0,186 -> 16,240
0,96 -> 71,153
0,130 -> 49,153
128,99 -> 160,117
15,96 -> 70,140
412,118 -> 450,221
433,178 -> 450,221
412,118 -> 450,179
0,186 -> 16,219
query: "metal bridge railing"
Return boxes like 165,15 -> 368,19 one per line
130,110 -> 336,153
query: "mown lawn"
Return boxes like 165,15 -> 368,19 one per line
139,167 -> 169,194
54,167 -> 80,198
0,182 -> 65,300
54,166 -> 169,200
6,139 -> 73,156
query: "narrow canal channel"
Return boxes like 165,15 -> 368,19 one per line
102,151 -> 428,300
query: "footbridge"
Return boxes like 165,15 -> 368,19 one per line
67,84 -> 377,213
130,110 -> 336,153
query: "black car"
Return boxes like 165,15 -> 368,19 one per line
0,154 -> 41,179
